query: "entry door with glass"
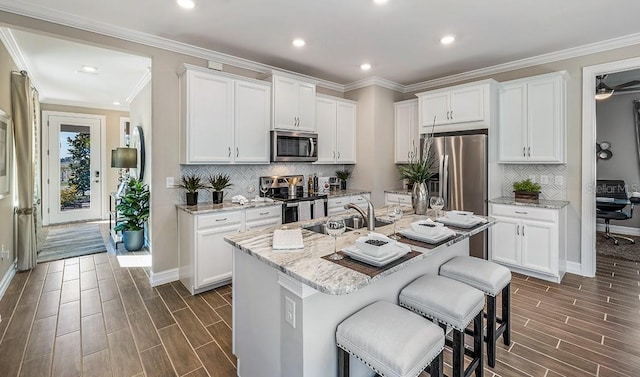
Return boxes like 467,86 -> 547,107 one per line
45,113 -> 103,224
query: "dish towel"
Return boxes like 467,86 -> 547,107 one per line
313,199 -> 326,218
298,201 -> 311,221
272,229 -> 304,251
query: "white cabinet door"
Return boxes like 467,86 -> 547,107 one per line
520,219 -> 557,275
336,101 -> 356,163
327,197 -> 349,216
420,91 -> 450,126
490,215 -> 521,267
196,222 -> 242,289
234,80 -> 271,163
316,97 -> 337,163
394,100 -> 419,164
450,86 -> 484,124
385,193 -> 412,206
183,71 -> 233,163
297,82 -> 317,131
499,83 -> 528,162
527,77 -> 563,162
272,75 -> 297,130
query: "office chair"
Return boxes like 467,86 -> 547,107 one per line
596,179 -> 635,245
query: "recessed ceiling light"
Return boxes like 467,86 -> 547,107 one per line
81,65 -> 98,73
113,101 -> 121,106
440,35 -> 455,45
177,0 -> 195,9
373,0 -> 388,4
360,63 -> 371,71
292,38 -> 306,48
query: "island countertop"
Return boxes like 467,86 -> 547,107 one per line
224,206 -> 495,295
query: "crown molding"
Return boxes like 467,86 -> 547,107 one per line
0,26 -> 41,92
126,67 -> 151,104
41,98 -> 130,112
343,76 -> 405,93
404,32 -> 640,93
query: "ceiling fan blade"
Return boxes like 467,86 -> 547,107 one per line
612,80 -> 640,89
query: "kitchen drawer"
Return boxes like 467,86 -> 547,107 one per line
386,193 -> 412,205
350,193 -> 371,205
328,196 -> 350,209
490,203 -> 557,222
197,210 -> 244,230
245,205 -> 282,222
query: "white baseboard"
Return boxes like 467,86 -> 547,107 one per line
596,223 -> 640,236
0,261 -> 17,301
149,268 -> 179,287
565,261 -> 582,275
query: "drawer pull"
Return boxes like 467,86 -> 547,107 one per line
516,225 -> 519,235
259,212 -> 270,216
515,211 -> 528,214
522,225 -> 525,236
216,218 -> 228,222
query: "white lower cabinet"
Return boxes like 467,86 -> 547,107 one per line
385,192 -> 412,206
489,203 -> 566,283
179,205 -> 282,294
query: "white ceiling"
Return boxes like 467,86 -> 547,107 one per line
1,0 -> 640,104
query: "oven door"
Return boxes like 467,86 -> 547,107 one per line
271,130 -> 318,162
283,202 -> 299,224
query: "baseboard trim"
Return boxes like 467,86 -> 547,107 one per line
565,261 -> 582,275
149,268 -> 179,287
596,223 -> 640,236
0,261 -> 17,301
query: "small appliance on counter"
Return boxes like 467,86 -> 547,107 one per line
317,176 -> 338,193
259,175 -> 327,223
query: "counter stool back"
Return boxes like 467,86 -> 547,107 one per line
399,274 -> 485,377
439,256 -> 512,368
336,300 -> 444,377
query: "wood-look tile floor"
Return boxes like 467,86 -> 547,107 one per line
1,253 -> 639,376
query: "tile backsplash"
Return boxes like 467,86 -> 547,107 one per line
502,164 -> 568,200
178,163 -> 344,204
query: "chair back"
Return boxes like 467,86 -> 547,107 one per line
596,180 -> 628,212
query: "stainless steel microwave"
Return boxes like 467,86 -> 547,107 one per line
271,130 -> 318,162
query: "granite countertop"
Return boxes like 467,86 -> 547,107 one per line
224,206 -> 495,295
322,189 -> 370,198
176,200 -> 282,215
385,188 -> 412,195
489,196 -> 570,209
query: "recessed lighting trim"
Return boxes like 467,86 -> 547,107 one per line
292,38 -> 306,47
440,35 -> 455,45
113,101 -> 121,106
81,65 -> 98,73
360,63 -> 372,71
373,0 -> 388,4
177,0 -> 195,9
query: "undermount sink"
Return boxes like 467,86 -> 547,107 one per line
303,216 -> 392,235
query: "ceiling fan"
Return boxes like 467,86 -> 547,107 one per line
595,74 -> 640,100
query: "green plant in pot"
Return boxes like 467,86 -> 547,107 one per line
208,174 -> 232,204
513,178 -> 541,202
398,121 -> 437,214
178,174 -> 207,206
335,169 -> 351,190
114,178 -> 149,251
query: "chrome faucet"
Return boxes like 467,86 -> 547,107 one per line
344,195 -> 376,231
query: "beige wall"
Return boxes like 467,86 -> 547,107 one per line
0,38 -> 16,282
40,103 -> 129,218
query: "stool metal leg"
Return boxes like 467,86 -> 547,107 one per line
474,311 -> 484,377
502,284 -> 511,346
338,347 -> 349,377
452,329 -> 464,377
487,295 -> 497,368
431,350 -> 444,377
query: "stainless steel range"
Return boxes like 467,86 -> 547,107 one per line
259,175 -> 327,224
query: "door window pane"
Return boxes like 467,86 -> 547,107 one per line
60,124 -> 91,211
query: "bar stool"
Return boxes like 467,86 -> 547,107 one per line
336,300 -> 444,377
400,274 -> 484,377
440,256 -> 511,368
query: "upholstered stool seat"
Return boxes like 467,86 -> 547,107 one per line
440,256 -> 512,368
336,300 -> 444,377
400,274 -> 484,377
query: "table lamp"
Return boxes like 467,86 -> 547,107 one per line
111,147 -> 137,196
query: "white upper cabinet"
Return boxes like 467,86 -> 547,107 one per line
394,99 -> 419,164
272,74 -> 317,131
416,80 -> 496,132
498,71 -> 567,163
316,95 -> 357,164
179,64 -> 271,164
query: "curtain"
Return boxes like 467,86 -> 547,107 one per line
11,71 -> 37,270
32,87 -> 42,251
633,100 -> 640,173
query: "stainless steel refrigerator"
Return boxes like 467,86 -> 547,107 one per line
421,131 -> 488,259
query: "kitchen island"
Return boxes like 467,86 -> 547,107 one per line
225,207 -> 495,377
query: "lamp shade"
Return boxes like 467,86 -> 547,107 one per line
112,147 -> 137,168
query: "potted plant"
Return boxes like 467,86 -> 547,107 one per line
178,174 -> 207,205
513,178 -> 541,202
335,169 -> 351,190
398,121 -> 437,214
114,178 -> 149,251
208,174 -> 232,204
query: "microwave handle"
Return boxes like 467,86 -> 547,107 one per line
309,138 -> 315,158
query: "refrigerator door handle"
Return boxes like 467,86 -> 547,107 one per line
442,154 -> 449,206
438,153 -> 444,197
